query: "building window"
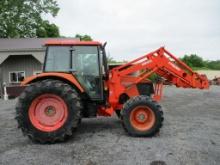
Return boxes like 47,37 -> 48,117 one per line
33,71 -> 41,75
9,71 -> 25,83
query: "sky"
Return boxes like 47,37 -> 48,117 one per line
47,0 -> 220,61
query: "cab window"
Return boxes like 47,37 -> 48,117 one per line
45,46 -> 70,72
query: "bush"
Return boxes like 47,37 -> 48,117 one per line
180,54 -> 220,70
206,60 -> 220,70
180,54 -> 205,68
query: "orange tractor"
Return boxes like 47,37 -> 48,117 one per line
16,40 -> 209,143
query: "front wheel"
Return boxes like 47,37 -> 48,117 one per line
121,96 -> 163,137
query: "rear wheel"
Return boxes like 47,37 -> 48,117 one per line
121,95 -> 163,137
15,79 -> 82,143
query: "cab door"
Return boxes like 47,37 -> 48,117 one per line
72,46 -> 103,100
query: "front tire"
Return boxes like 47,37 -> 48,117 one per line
15,79 -> 82,143
121,95 -> 163,137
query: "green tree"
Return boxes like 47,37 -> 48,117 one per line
36,20 -> 59,37
0,0 -> 59,38
75,34 -> 93,41
180,54 -> 205,68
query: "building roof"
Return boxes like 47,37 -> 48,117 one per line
0,38 -> 78,65
0,38 -> 79,51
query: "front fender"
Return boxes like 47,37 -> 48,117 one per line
21,72 -> 84,92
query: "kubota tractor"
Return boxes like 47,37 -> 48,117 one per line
16,40 -> 209,143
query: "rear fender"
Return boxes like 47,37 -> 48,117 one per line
21,72 -> 84,92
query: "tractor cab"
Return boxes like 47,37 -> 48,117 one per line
43,40 -> 108,100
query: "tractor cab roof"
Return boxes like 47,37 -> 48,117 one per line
45,39 -> 102,46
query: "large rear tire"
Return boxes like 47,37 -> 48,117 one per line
15,79 -> 82,143
121,95 -> 163,137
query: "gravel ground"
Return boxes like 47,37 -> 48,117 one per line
0,86 -> 220,165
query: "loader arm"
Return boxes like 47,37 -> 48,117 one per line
108,47 -> 209,105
